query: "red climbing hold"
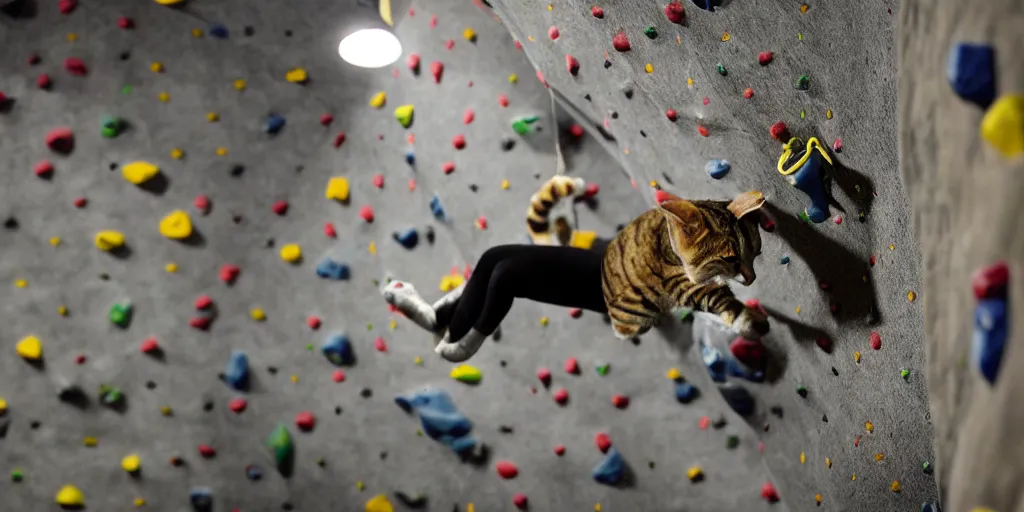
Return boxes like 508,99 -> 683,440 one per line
553,388 -> 569,405
730,337 -> 767,368
816,336 -> 833,352
295,411 -> 316,431
323,223 -> 336,238
697,125 -> 710,137
445,40 -> 454,50
408,179 -> 416,191
430,61 -> 444,83
219,264 -> 240,284
834,215 -> 843,225
553,444 -> 566,455
584,182 -> 600,198
495,461 -> 519,479
194,195 -> 211,214
611,394 -> 630,409
463,108 -> 474,124
565,54 -> 580,76
441,161 -> 455,175
58,0 -> 76,15
333,131 -> 346,148
758,51 -> 774,65
194,295 -> 213,310
665,109 -> 678,122
140,337 -> 160,354
548,26 -> 560,40
73,197 -> 87,208
228,398 -> 247,413
429,14 -> 437,28
374,336 -> 387,352
452,134 -> 466,150
536,368 -> 552,386
869,255 -> 877,267
564,357 -> 580,374
332,370 -> 346,383
569,124 -> 584,137
595,432 -> 612,453
63,58 -> 87,76
612,32 -> 630,52
46,127 -> 74,153
744,298 -> 767,316
769,122 -> 788,141
34,160 -> 54,177
698,416 -> 710,429
271,200 -> 289,215
744,88 -> 754,99
372,174 -> 384,188
536,69 -> 548,88
198,444 -> 216,458
406,53 -> 420,73
307,316 -> 322,330
512,493 -> 528,509
37,73 -> 52,90
476,216 -> 488,230
498,94 -> 509,107
664,1 -> 685,24
972,261 -> 1009,299
761,481 -> 780,502
591,6 -> 604,18
869,331 -> 882,350
190,317 -> 212,330
569,308 -> 583,318
654,189 -> 679,205
320,113 -> 334,126
833,138 -> 843,152
360,206 -> 374,222
117,17 -> 133,29
27,54 -> 40,65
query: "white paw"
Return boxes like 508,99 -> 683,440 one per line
435,329 -> 487,362
734,308 -> 770,340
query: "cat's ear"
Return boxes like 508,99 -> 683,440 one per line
727,191 -> 766,219
659,200 -> 707,242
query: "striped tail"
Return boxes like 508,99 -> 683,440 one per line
526,176 -> 586,245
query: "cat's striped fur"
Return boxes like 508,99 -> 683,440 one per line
526,175 -> 587,246
601,191 -> 770,340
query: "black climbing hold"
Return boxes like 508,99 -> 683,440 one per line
499,360 -> 507,367
469,184 -> 479,192
603,60 -> 611,69
623,87 -> 633,99
282,502 -> 294,511
335,406 -> 342,415
284,30 -> 293,37
379,451 -> 388,460
822,414 -> 828,423
584,93 -> 592,101
499,425 -> 514,433
615,224 -> 625,232
99,273 -> 110,280
317,458 -> 327,467
30,420 -> 40,429
831,367 -> 839,376
265,238 -> 275,248
360,388 -> 372,398
712,417 -> 727,429
770,406 -> 783,418
394,491 -> 428,508
230,164 -> 245,176
146,381 -> 156,389
3,217 -> 18,230
425,226 -> 436,245
294,165 -> 304,173
109,162 -> 119,170
244,26 -> 255,36
267,366 -> 278,374
500,138 -> 515,151
203,401 -> 214,412
661,172 -> 674,185
119,51 -> 131,61
648,461 -> 655,469
232,215 -> 243,224
640,130 -> 647,137
610,111 -> 618,119
796,386 -> 809,398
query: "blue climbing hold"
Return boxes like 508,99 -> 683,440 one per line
430,195 -> 448,222
393,227 -> 419,249
224,350 -> 250,391
245,465 -> 263,481
719,384 -> 755,416
947,43 -> 996,109
209,24 -> 229,38
592,447 -> 625,485
921,503 -> 941,512
780,256 -> 791,265
675,382 -> 698,403
322,333 -> 354,366
405,150 -> 415,165
396,387 -> 477,455
316,258 -> 351,280
706,159 -> 731,179
189,487 -> 214,512
972,297 -> 1008,385
264,114 -> 286,135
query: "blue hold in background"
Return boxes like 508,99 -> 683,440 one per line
393,228 -> 419,249
675,382 -> 699,403
224,350 -> 250,391
972,297 -> 1008,385
322,333 -> 354,366
592,447 -> 626,485
395,388 -> 478,456
316,258 -> 351,280
264,114 -> 286,135
430,195 -> 448,222
947,43 -> 997,109
405,151 -> 416,165
209,24 -> 229,39
706,159 -> 731,179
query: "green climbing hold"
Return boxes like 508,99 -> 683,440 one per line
900,368 -> 910,380
511,115 -> 540,135
10,470 -> 23,482
796,385 -> 808,398
596,363 -> 611,376
800,109 -> 806,119
121,85 -> 132,95
643,26 -> 658,39
99,384 -> 125,406
726,435 -> 739,449
795,75 -> 810,90
265,424 -> 295,469
109,302 -> 132,328
922,461 -> 932,473
715,63 -> 727,76
101,116 -> 124,138
394,105 -> 414,128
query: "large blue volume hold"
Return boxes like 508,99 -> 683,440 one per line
947,43 -> 996,109
396,388 -> 477,455
224,350 -> 250,391
592,447 -> 625,485
706,159 -> 731,179
972,298 -> 1008,384
322,333 -> 354,365
316,258 -> 351,280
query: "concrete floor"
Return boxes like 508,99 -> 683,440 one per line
0,0 -> 938,511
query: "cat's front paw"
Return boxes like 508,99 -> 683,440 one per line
734,307 -> 770,340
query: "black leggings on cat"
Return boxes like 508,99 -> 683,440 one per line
440,244 -> 608,341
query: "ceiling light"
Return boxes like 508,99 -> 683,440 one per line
338,28 -> 402,69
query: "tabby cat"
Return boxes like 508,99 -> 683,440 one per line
526,175 -> 587,246
601,191 -> 770,340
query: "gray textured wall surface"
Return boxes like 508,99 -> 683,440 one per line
0,0 -> 940,511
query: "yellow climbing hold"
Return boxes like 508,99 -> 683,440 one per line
134,498 -> 146,506
280,244 -> 302,263
795,306 -> 801,314
160,406 -> 173,416
368,242 -> 377,255
666,368 -> 682,380
207,112 -> 219,122
687,77 -> 694,87
865,421 -> 874,433
15,279 -> 27,288
800,3 -> 809,12
890,480 -> 901,493
467,504 -> 475,512
440,274 -> 464,292
233,79 -> 247,90
826,109 -> 833,119
889,243 -> 895,251
67,33 -> 77,42
155,0 -> 185,4
463,28 -> 477,41
56,485 -> 85,507
569,230 -> 598,250
356,481 -> 365,491
509,74 -> 518,83
800,452 -> 806,464
122,454 -> 141,473
874,452 -> 884,462
286,68 -> 308,83
370,91 -> 387,109
980,94 -> 1024,157
170,148 -> 184,159
150,62 -> 164,73
17,335 -> 43,361
325,177 -> 351,201
540,316 -> 549,326
645,63 -> 654,74
971,508 -> 998,512
450,364 -> 482,383
501,179 -> 510,190
721,32 -> 731,42
815,494 -> 822,504
58,305 -> 68,316
907,291 -> 917,302
851,474 -> 857,480
395,104 -> 415,128
594,504 -> 601,511
414,356 -> 423,365
165,263 -> 178,273
159,210 -> 193,240
389,319 -> 397,330
158,92 -> 170,102
122,161 -> 160,185
686,466 -> 703,481
365,494 -> 394,512
290,375 -> 299,383
854,351 -> 861,363
0,398 -> 7,415
825,457 -> 832,468
83,436 -> 98,447
50,236 -> 61,246
216,147 -> 228,156
191,28 -> 203,38
250,308 -> 266,321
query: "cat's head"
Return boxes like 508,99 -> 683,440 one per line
659,191 -> 766,286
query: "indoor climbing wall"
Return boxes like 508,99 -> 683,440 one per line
486,0 -> 942,510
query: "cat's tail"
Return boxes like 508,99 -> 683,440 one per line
526,175 -> 587,246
